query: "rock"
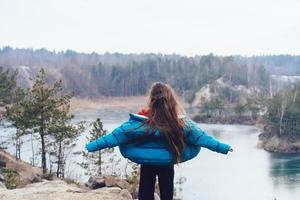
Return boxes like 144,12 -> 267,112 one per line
78,182 -> 91,190
66,187 -> 86,193
0,180 -> 133,200
104,187 -> 122,194
120,189 -> 133,199
28,172 -> 42,183
115,179 -> 131,190
86,176 -> 105,189
104,175 -> 117,187
104,175 -> 131,190
94,187 -> 132,199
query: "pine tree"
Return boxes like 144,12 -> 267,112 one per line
5,87 -> 28,160
48,105 -> 85,178
77,118 -> 115,176
24,68 -> 74,174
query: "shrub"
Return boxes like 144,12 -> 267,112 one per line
2,168 -> 22,189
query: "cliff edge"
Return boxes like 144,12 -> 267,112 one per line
0,180 -> 132,200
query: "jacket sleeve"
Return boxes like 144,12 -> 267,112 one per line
185,119 -> 231,154
85,120 -> 145,152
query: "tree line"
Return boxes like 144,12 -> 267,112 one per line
0,47 -> 272,102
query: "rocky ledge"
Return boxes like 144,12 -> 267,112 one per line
258,132 -> 300,153
0,180 -> 133,200
0,150 -> 162,200
192,114 -> 256,125
0,149 -> 43,185
0,174 -> 162,200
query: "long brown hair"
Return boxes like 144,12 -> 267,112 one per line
145,82 -> 186,163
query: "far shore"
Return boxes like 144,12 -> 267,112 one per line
70,96 -> 148,110
70,96 -> 189,111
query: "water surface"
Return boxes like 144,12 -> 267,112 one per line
1,107 -> 300,200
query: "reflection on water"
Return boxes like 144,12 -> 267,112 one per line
269,153 -> 300,190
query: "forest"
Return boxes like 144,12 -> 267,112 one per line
1,46 -> 293,102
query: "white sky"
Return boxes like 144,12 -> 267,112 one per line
1,0 -> 300,56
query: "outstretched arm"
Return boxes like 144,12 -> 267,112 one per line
185,119 -> 232,154
86,120 -> 146,152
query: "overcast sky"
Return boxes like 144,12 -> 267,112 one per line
1,0 -> 300,56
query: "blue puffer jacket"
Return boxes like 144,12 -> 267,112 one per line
86,113 -> 231,165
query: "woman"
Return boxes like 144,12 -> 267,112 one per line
86,82 -> 233,200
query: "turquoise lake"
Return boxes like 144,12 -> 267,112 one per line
1,107 -> 300,200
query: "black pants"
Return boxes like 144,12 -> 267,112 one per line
138,164 -> 174,200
